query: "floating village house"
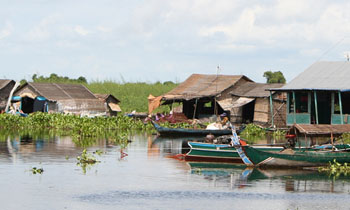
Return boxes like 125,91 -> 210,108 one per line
94,94 -> 122,116
270,61 -> 350,126
149,74 -> 253,120
12,83 -> 108,116
230,82 -> 286,127
0,79 -> 16,111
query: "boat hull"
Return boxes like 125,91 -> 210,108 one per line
152,121 -> 234,137
243,145 -> 350,168
186,142 -> 284,163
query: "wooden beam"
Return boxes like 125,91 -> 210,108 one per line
269,91 -> 274,127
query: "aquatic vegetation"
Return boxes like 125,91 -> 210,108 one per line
31,167 -> 44,174
318,160 -> 350,177
340,132 -> 350,144
0,113 -> 152,146
272,129 -> 286,138
240,124 -> 266,136
77,149 -> 100,174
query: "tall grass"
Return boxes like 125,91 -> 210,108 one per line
87,81 -> 178,113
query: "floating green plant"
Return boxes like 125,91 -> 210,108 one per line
318,160 -> 350,177
241,124 -> 266,137
77,149 -> 101,174
31,167 -> 44,174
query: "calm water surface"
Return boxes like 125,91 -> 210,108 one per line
0,134 -> 349,210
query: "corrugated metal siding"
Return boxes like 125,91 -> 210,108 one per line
57,99 -> 107,116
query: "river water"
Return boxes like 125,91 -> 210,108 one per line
0,133 -> 349,210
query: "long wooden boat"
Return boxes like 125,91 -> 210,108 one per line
151,121 -> 237,137
185,141 -> 284,163
242,144 -> 350,168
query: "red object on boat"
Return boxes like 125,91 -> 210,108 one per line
285,134 -> 296,138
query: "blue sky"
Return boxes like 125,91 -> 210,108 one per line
1,0 -> 350,83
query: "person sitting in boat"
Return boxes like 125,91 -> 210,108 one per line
220,113 -> 230,129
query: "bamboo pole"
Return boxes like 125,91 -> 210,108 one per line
339,91 -> 344,124
269,91 -> 274,128
193,98 -> 198,120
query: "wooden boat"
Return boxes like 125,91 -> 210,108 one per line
185,141 -> 285,163
151,121 -> 239,137
241,144 -> 350,168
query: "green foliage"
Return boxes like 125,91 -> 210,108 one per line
263,71 -> 286,84
241,124 -> 266,136
272,129 -> 286,138
318,160 -> 350,177
87,81 -> 178,113
77,149 -> 100,174
31,167 -> 44,174
340,133 -> 350,144
31,73 -> 87,84
0,113 -> 153,146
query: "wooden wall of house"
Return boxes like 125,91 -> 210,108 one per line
253,98 -> 286,128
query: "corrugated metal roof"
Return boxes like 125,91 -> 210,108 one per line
163,74 -> 252,100
24,83 -> 97,101
231,82 -> 283,97
274,61 -> 350,91
293,124 -> 350,135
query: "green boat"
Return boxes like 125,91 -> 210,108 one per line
185,141 -> 284,163
242,144 -> 350,168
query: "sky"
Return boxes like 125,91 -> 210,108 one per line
1,0 -> 350,83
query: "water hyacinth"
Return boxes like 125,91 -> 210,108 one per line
0,112 -> 153,145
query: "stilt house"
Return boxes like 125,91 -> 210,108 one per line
230,82 -> 286,127
270,61 -> 350,125
12,83 -> 107,116
0,79 -> 16,110
155,74 -> 253,119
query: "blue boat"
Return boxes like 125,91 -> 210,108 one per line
151,121 -> 238,137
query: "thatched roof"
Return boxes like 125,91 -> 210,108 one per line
163,74 -> 252,101
16,83 -> 97,101
0,79 -> 15,90
231,82 -> 284,98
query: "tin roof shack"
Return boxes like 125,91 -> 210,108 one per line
288,124 -> 350,147
94,94 -> 121,116
271,61 -> 350,125
0,80 -> 16,110
13,83 -> 107,116
156,74 -> 253,120
230,82 -> 286,127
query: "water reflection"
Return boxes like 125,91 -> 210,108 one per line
1,132 -> 350,210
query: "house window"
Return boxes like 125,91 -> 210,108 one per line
289,92 -> 308,113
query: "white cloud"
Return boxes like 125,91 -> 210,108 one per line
74,25 -> 90,36
0,22 -> 13,39
27,15 -> 60,41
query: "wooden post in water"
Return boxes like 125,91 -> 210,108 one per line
293,91 -> 296,124
193,98 -> 198,120
331,132 -> 334,151
269,91 -> 274,128
339,91 -> 344,124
